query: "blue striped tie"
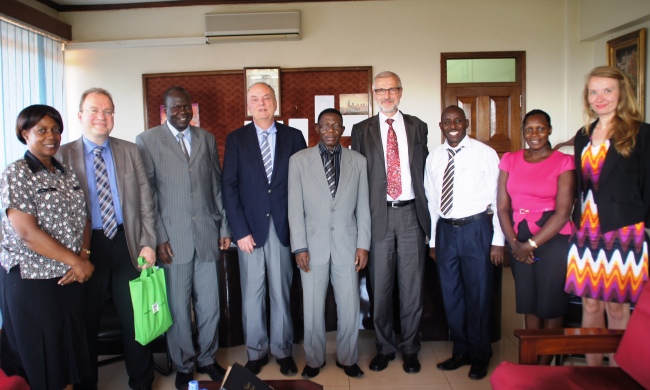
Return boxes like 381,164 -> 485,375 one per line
93,147 -> 118,239
261,131 -> 273,183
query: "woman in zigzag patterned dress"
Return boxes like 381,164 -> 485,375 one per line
565,66 -> 650,367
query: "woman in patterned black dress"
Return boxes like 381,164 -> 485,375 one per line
0,105 -> 95,389
565,66 -> 650,366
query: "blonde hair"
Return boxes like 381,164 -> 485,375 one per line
582,66 -> 641,157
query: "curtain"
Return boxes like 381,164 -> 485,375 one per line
0,19 -> 66,169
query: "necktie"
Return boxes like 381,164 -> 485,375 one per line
261,131 -> 273,183
178,132 -> 189,160
93,147 -> 118,239
386,118 -> 402,199
324,151 -> 336,198
440,148 -> 460,215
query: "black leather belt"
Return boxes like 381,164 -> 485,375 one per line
441,211 -> 488,227
387,199 -> 415,208
92,224 -> 124,233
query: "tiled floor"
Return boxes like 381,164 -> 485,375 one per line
98,268 -> 525,389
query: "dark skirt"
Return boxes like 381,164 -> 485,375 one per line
510,214 -> 570,319
0,265 -> 91,390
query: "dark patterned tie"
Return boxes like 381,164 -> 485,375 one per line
260,131 -> 273,183
178,132 -> 189,160
324,150 -> 336,198
386,118 -> 402,199
93,147 -> 118,239
440,148 -> 460,215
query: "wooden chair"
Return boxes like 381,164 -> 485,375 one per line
491,281 -> 650,389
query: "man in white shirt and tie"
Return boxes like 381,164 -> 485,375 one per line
424,105 -> 504,381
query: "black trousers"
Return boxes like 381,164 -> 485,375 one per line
76,228 -> 154,389
436,216 -> 494,366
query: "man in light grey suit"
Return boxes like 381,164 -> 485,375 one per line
288,109 -> 370,379
58,87 -> 156,390
135,86 -> 231,389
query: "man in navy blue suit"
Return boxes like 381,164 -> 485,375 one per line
222,82 -> 306,376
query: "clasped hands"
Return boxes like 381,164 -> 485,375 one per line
510,240 -> 535,265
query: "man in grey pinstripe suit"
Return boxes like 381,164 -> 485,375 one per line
136,86 -> 231,389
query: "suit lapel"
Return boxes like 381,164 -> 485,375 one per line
70,138 -> 91,207
243,123 -> 267,180
188,126 -> 204,166
161,123 -> 190,163
403,113 -> 415,164
108,137 -> 126,202
334,148 -> 353,204
307,147 -> 332,198
368,116 -> 385,166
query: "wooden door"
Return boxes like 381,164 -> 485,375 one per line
441,52 -> 526,156
444,84 -> 521,155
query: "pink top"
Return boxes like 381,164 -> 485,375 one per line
499,150 -> 574,235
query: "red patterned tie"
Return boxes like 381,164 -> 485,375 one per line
386,118 -> 402,199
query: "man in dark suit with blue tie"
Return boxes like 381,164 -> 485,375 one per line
222,82 -> 306,376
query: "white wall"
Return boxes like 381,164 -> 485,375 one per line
59,0 -> 575,149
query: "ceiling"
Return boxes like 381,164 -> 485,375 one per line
35,0 -> 352,12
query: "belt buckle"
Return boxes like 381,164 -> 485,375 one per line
451,219 -> 461,227
390,201 -> 399,208
518,208 -> 529,214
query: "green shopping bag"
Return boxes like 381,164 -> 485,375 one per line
129,256 -> 173,346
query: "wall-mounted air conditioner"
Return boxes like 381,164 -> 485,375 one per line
205,11 -> 301,44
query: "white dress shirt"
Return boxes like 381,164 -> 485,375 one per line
424,135 -> 504,247
378,111 -> 414,201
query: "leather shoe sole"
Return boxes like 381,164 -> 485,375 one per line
196,362 -> 226,382
175,370 -> 193,390
301,362 -> 325,378
244,355 -> 269,375
436,355 -> 471,371
336,361 -> 364,377
277,356 -> 298,376
369,353 -> 396,371
402,354 -> 421,373
468,364 -> 488,380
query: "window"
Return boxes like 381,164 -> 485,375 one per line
0,19 -> 66,169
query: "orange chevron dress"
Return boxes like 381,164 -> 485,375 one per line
565,141 -> 649,303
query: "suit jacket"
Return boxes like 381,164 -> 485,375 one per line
222,122 -> 307,247
572,120 -> 650,233
351,112 -> 431,241
57,137 -> 156,269
135,124 -> 229,264
288,146 -> 371,266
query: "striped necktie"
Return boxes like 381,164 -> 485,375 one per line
93,147 -> 118,239
324,150 -> 336,198
178,132 -> 189,160
440,148 -> 460,215
260,131 -> 273,183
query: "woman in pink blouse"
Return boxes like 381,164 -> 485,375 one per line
496,109 -> 576,365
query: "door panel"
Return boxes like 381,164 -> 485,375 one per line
445,85 -> 521,156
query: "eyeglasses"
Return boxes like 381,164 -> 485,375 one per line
168,104 -> 192,113
317,123 -> 343,132
82,108 -> 115,117
373,87 -> 402,95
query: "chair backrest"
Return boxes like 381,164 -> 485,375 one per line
615,280 -> 650,388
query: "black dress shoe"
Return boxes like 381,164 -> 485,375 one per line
277,356 -> 298,376
402,354 -> 421,373
436,354 -> 471,371
197,362 -> 226,382
369,353 -> 396,371
175,370 -> 193,390
301,362 -> 325,378
336,361 -> 364,377
244,355 -> 269,375
468,364 -> 488,380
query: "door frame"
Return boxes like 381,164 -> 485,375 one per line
441,51 -> 526,148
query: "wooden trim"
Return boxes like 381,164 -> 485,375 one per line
514,328 -> 624,365
36,0 -> 365,13
0,0 -> 71,40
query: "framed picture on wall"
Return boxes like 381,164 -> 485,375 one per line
607,28 -> 646,119
245,67 -> 281,117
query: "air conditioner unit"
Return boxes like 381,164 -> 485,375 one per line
205,11 -> 301,43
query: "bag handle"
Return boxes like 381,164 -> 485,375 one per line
138,256 -> 154,278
